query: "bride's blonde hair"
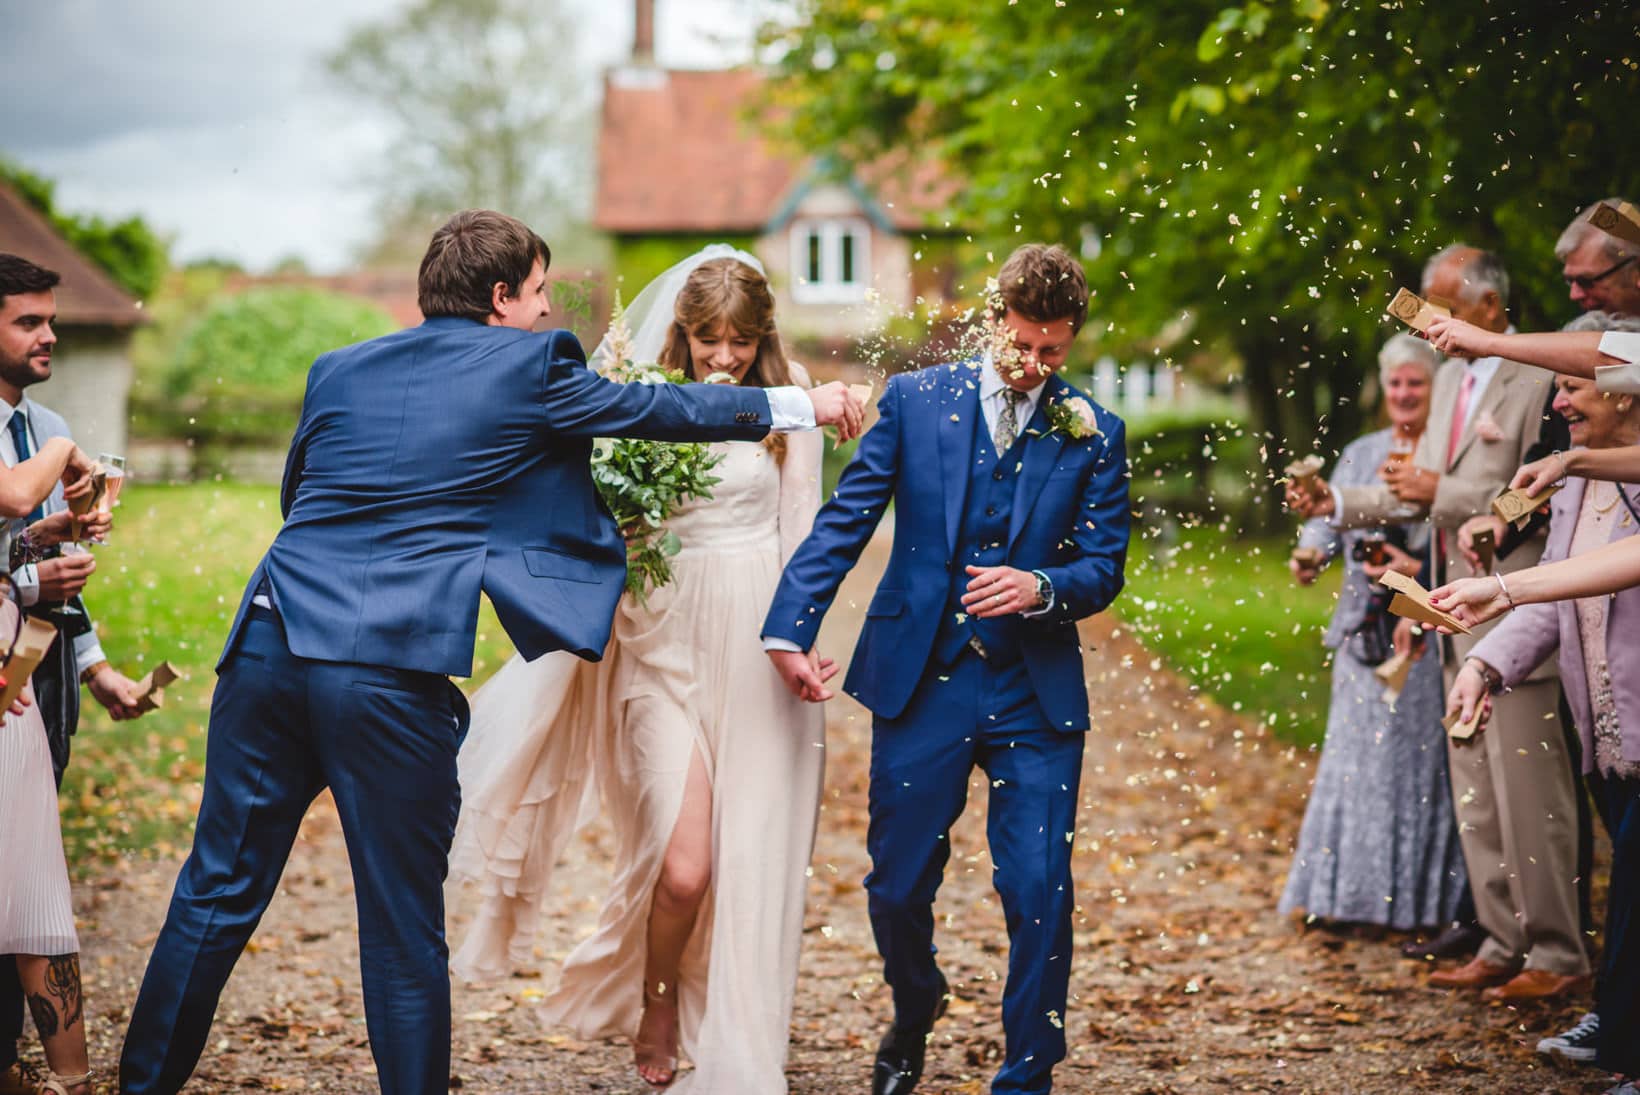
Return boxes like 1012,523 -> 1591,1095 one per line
659,257 -> 794,459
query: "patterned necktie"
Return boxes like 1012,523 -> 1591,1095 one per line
994,389 -> 1026,456
6,409 -> 45,523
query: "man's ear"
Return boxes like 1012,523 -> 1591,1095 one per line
490,279 -> 514,318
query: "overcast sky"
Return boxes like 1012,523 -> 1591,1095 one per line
1,0 -> 762,272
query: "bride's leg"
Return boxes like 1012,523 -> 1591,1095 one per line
15,955 -> 90,1095
636,744 -> 712,1085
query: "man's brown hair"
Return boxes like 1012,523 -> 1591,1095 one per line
417,210 -> 551,322
990,243 -> 1089,332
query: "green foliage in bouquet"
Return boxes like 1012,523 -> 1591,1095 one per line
591,305 -> 724,604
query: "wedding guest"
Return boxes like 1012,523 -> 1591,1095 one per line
1279,334 -> 1466,933
763,244 -> 1130,1095
1558,195 -> 1640,317
450,249 -> 827,1092
0,255 -> 99,1095
1446,352 -> 1640,1074
0,258 -> 105,1095
1288,245 -> 1586,1000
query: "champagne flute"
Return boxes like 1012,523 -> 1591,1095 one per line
95,452 -> 125,543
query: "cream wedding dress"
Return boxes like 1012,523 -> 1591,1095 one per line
450,422 -> 826,1093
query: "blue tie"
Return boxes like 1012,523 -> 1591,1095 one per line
7,409 -> 46,524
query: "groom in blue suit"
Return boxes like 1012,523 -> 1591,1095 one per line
118,211 -> 863,1095
764,245 -> 1129,1095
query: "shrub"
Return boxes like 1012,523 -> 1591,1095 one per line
135,287 -> 397,445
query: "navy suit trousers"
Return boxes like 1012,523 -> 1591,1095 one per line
1593,772 -> 1640,1077
118,605 -> 469,1095
866,649 -> 1084,1095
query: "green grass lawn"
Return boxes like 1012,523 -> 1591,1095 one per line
58,484 -> 1338,871
1115,520 -> 1342,749
57,483 -> 517,871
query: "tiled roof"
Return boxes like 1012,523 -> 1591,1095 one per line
595,67 -> 954,234
0,184 -> 145,327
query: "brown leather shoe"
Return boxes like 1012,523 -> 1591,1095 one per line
1481,968 -> 1593,1002
1428,957 -> 1516,989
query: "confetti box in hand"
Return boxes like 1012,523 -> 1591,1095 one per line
1491,483 -> 1562,530
1378,569 -> 1471,635
0,616 -> 64,711
1386,287 -> 1451,334
1443,703 -> 1484,741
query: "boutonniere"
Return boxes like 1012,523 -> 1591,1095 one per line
1472,411 -> 1505,443
1039,395 -> 1101,441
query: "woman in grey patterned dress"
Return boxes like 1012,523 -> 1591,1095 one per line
1278,335 -> 1467,930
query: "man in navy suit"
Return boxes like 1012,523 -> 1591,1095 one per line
763,244 -> 1130,1095
118,210 -> 864,1095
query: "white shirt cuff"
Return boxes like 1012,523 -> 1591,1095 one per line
764,387 -> 816,432
11,564 -> 39,607
761,636 -> 805,653
1327,484 -> 1347,527
74,634 -> 107,678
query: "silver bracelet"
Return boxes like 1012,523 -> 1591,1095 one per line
1495,572 -> 1515,610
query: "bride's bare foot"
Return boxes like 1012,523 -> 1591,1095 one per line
634,983 -> 679,1088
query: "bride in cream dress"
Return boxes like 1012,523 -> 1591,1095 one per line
450,247 -> 829,1092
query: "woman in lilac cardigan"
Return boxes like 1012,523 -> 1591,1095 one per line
1448,361 -> 1640,1090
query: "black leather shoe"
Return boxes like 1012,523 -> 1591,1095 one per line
872,974 -> 950,1095
1401,921 -> 1485,961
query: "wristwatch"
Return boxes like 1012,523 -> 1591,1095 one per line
79,659 -> 109,685
1031,569 -> 1054,610
1465,657 -> 1503,694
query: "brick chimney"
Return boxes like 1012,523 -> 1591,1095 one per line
633,0 -> 655,63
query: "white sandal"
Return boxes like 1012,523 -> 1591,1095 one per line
37,1070 -> 90,1095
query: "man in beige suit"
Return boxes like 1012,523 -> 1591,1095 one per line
1290,245 -> 1587,1001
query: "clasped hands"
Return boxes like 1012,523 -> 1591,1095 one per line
805,382 -> 867,444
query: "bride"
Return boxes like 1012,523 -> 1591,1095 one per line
449,246 -> 831,1091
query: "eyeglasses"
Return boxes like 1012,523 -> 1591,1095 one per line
1564,255 -> 1637,291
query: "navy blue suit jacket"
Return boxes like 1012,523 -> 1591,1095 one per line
220,317 -> 772,677
762,361 -> 1130,731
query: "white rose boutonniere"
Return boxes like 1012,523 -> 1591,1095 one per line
1043,395 -> 1100,440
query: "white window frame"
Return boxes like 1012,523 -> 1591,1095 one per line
789,217 -> 871,303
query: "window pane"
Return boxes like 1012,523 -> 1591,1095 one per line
807,232 -> 823,284
840,232 -> 855,284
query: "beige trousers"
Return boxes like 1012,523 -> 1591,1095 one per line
1444,670 -> 1587,975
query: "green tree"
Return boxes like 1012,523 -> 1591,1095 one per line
1,160 -> 169,300
133,287 -> 396,449
325,0 -> 595,264
764,2 -> 1640,521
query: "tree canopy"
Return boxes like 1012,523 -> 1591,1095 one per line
765,1 -> 1640,507
326,0 -> 594,264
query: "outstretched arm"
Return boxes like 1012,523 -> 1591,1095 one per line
1424,319 -> 1613,379
1430,533 -> 1640,625
538,331 -> 862,443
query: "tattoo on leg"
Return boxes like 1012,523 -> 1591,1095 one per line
43,956 -> 81,1033
25,993 -> 58,1040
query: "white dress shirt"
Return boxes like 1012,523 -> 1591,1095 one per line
0,396 -> 109,676
977,353 -> 1049,455
1596,331 -> 1640,394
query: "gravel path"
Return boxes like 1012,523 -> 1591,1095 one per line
51,534 -> 1605,1093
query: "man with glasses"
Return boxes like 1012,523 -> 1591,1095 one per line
1559,196 -> 1640,316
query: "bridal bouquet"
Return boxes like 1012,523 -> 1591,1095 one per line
591,303 -> 724,604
